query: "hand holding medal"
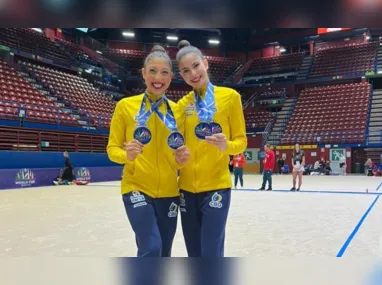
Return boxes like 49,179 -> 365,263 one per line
205,133 -> 228,151
174,145 -> 191,166
123,140 -> 143,161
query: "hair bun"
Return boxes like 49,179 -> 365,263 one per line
151,45 -> 166,53
178,40 -> 191,50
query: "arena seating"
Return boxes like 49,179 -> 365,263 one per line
0,60 -> 78,125
0,28 -> 69,63
204,56 -> 242,82
107,48 -> 241,83
107,49 -> 149,77
56,38 -> 100,66
245,110 -> 275,129
257,90 -> 284,99
245,52 -> 304,77
172,55 -> 242,83
94,80 -> 120,92
0,29 -> 376,150
281,82 -> 371,144
257,90 -> 285,106
309,42 -> 377,78
20,61 -> 115,129
166,89 -> 189,102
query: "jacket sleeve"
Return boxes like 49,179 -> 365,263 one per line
224,90 -> 247,155
106,101 -> 133,167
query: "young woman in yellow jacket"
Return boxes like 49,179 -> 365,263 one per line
107,46 -> 190,257
176,40 -> 247,257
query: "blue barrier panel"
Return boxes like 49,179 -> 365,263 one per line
0,166 -> 123,190
0,151 -> 119,169
0,120 -> 110,135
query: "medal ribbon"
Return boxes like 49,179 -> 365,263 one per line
147,95 -> 178,132
136,94 -> 164,126
194,81 -> 216,122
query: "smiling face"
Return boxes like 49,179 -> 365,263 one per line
178,53 -> 209,90
142,57 -> 173,96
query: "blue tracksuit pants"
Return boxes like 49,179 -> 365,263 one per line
179,188 -> 231,257
122,191 -> 179,257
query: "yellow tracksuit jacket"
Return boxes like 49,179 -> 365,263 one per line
177,85 -> 247,193
107,93 -> 184,198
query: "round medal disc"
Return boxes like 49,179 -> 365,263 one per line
167,131 -> 185,150
194,122 -> 212,140
133,126 -> 152,145
210,122 -> 222,134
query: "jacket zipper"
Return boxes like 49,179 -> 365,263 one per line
194,115 -> 199,193
155,106 -> 160,197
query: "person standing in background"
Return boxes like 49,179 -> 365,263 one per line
259,144 -> 275,191
231,153 -> 246,189
228,155 -> 234,173
291,144 -> 305,191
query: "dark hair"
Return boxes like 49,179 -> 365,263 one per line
143,45 -> 172,69
176,40 -> 204,62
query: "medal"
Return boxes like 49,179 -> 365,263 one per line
195,122 -> 212,140
194,82 -> 221,139
133,126 -> 152,145
167,131 -> 185,150
210,122 -> 222,134
134,95 -> 163,146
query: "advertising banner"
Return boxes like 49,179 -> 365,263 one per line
0,166 -> 123,190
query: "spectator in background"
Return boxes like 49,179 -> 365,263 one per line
319,157 -> 326,175
277,156 -> 285,174
365,159 -> 376,176
311,159 -> 321,175
325,160 -> 332,175
54,151 -> 74,185
230,153 -> 246,189
339,153 -> 346,176
259,144 -> 275,191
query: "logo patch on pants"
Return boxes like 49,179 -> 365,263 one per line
179,193 -> 186,212
168,202 -> 178,217
209,192 -> 223,208
130,190 -> 147,207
